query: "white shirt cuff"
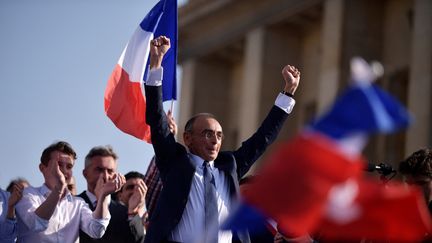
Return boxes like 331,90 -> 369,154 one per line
95,214 -> 111,225
275,92 -> 296,114
145,67 -> 163,86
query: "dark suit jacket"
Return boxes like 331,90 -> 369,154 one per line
78,191 -> 145,243
144,84 -> 289,243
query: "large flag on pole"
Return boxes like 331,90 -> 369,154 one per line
104,0 -> 177,142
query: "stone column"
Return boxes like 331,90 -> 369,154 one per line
178,60 -> 196,137
405,0 -> 432,154
317,0 -> 344,113
237,28 -> 265,142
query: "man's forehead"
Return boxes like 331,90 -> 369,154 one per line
51,151 -> 74,161
126,178 -> 143,184
82,155 -> 115,172
92,155 -> 117,166
194,117 -> 222,131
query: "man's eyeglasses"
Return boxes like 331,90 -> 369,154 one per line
198,129 -> 224,141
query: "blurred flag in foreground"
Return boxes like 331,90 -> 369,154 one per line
104,0 -> 177,142
319,179 -> 430,241
224,57 -> 431,242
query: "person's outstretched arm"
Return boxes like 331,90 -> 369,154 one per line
234,64 -> 301,177
144,36 -> 181,171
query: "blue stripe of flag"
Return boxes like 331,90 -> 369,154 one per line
141,0 -> 177,101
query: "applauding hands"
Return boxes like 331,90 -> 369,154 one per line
127,179 -> 147,217
94,172 -> 126,202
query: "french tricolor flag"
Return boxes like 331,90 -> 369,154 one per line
104,0 -> 177,142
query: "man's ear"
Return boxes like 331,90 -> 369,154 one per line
117,190 -> 123,201
39,163 -> 45,173
183,132 -> 191,147
82,168 -> 88,180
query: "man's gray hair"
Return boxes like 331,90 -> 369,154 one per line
84,145 -> 118,168
184,113 -> 217,133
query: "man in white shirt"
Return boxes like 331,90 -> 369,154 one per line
15,141 -> 125,243
0,188 -> 18,243
0,178 -> 28,243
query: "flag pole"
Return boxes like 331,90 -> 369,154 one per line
170,99 -> 174,113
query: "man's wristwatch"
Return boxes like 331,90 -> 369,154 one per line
281,91 -> 294,98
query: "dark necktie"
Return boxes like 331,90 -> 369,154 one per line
203,161 -> 218,243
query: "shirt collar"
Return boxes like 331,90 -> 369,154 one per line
85,190 -> 97,206
40,184 -> 51,197
85,190 -> 111,206
188,153 -> 215,170
40,184 -> 73,202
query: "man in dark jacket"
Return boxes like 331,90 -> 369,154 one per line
144,36 -> 300,243
78,145 -> 146,243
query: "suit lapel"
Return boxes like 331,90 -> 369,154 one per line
214,152 -> 240,198
214,152 -> 236,174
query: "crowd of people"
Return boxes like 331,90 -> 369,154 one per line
1,35 -> 431,243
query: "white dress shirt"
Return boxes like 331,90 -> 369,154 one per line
0,189 -> 17,243
85,190 -> 98,209
15,184 -> 111,243
168,154 -> 232,243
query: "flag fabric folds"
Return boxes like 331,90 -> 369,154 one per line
229,133 -> 365,237
310,58 -> 411,140
320,179 -> 431,242
226,135 -> 431,242
104,0 -> 177,142
223,57 -> 431,241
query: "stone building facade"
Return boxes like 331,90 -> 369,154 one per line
177,0 -> 432,171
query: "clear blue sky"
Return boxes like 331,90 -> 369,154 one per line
0,0 -> 184,192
